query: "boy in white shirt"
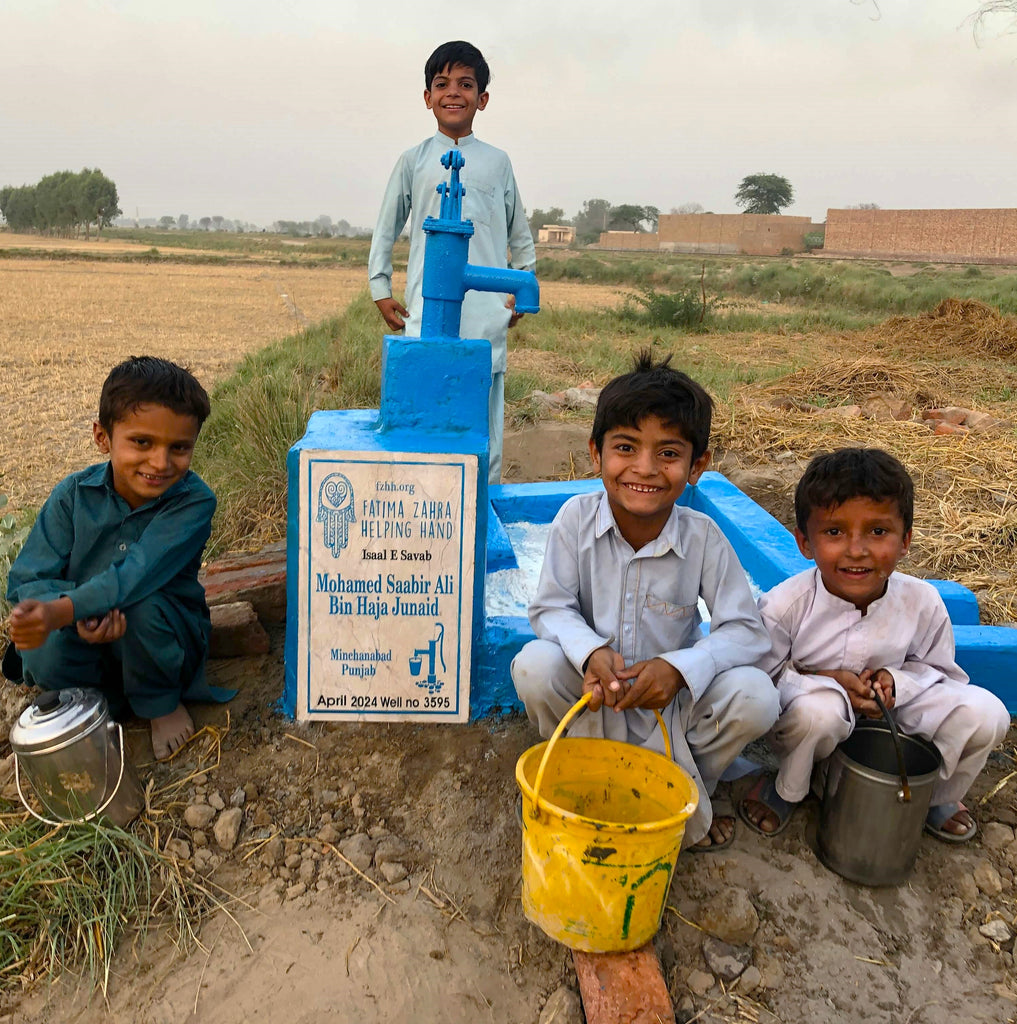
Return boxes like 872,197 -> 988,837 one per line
512,352 -> 779,850
741,447 -> 1010,841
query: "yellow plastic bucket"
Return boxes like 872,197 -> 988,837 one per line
516,693 -> 699,952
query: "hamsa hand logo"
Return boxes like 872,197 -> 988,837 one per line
317,472 -> 355,557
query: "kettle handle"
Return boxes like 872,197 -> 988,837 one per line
13,722 -> 130,827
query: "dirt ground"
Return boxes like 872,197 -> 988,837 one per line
2,421 -> 1016,1024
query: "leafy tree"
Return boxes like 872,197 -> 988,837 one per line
35,171 -> 79,233
670,202 -> 704,215
527,206 -> 566,240
734,173 -> 794,215
198,217 -> 212,230
78,169 -> 120,237
573,198 -> 612,244
848,202 -> 880,210
178,214 -> 189,230
0,168 -> 119,236
158,216 -> 175,229
0,186 -> 36,231
608,204 -> 650,232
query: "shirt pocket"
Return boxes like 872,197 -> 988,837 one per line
644,592 -> 697,619
464,181 -> 496,228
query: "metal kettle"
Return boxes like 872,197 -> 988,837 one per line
9,688 -> 144,827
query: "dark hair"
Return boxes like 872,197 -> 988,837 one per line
425,41 -> 490,93
795,448 -> 914,533
98,356 -> 211,432
590,350 -> 713,459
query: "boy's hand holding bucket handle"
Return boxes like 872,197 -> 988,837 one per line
809,666 -> 886,719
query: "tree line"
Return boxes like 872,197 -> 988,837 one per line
0,169 -> 121,239
528,173 -> 796,244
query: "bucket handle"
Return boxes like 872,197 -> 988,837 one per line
530,693 -> 672,819
13,722 -> 129,827
872,687 -> 911,803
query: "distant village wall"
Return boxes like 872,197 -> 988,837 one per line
825,208 -> 1017,263
657,213 -> 815,256
597,230 -> 660,250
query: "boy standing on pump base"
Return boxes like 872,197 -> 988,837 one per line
368,40 -> 536,485
512,352 -> 779,850
740,448 -> 1010,841
5,356 -> 233,760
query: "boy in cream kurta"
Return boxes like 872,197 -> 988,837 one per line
741,448 -> 1009,841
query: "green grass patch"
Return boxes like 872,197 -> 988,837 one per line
0,815 -> 207,997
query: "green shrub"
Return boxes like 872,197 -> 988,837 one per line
0,494 -> 31,622
622,287 -> 714,330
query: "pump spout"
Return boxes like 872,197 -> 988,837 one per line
461,264 -> 540,314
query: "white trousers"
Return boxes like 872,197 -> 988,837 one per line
511,639 -> 780,845
771,683 -> 1010,806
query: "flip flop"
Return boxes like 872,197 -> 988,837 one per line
737,775 -> 796,837
924,802 -> 977,843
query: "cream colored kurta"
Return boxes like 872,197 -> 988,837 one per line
758,568 -> 1008,804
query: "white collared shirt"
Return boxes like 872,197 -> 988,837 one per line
758,567 -> 968,710
528,491 -> 770,702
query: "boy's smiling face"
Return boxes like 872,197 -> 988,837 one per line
589,414 -> 710,549
424,62 -> 488,140
795,496 -> 912,613
94,403 -> 200,509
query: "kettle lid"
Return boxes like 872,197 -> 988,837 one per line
9,687 -> 109,754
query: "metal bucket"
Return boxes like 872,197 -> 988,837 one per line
9,688 -> 144,827
818,718 -> 942,886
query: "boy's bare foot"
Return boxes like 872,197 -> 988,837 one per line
693,815 -> 735,851
151,704 -> 195,760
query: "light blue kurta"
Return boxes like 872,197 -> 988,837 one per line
368,131 -> 536,371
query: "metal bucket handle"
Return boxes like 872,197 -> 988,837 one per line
13,721 -> 129,826
530,692 -> 671,820
872,687 -> 911,803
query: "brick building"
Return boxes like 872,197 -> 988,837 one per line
597,214 -> 819,256
825,208 -> 1017,263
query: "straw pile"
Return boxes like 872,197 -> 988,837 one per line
715,356 -> 1017,624
863,298 -> 1017,359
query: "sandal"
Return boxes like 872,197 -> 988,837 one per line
924,802 -> 977,843
738,775 -> 796,837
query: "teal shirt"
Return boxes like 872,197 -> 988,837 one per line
7,461 -> 215,628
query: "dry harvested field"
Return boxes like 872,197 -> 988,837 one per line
0,258 -> 362,510
0,251 -> 626,511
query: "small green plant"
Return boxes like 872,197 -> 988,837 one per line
0,493 -> 30,622
803,231 -> 825,251
623,287 -> 714,330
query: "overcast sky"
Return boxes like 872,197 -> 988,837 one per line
4,0 -> 1016,228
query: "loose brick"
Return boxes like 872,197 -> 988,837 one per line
924,407 -> 967,425
200,547 -> 286,622
933,421 -> 970,436
209,601 -> 270,658
573,945 -> 675,1024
